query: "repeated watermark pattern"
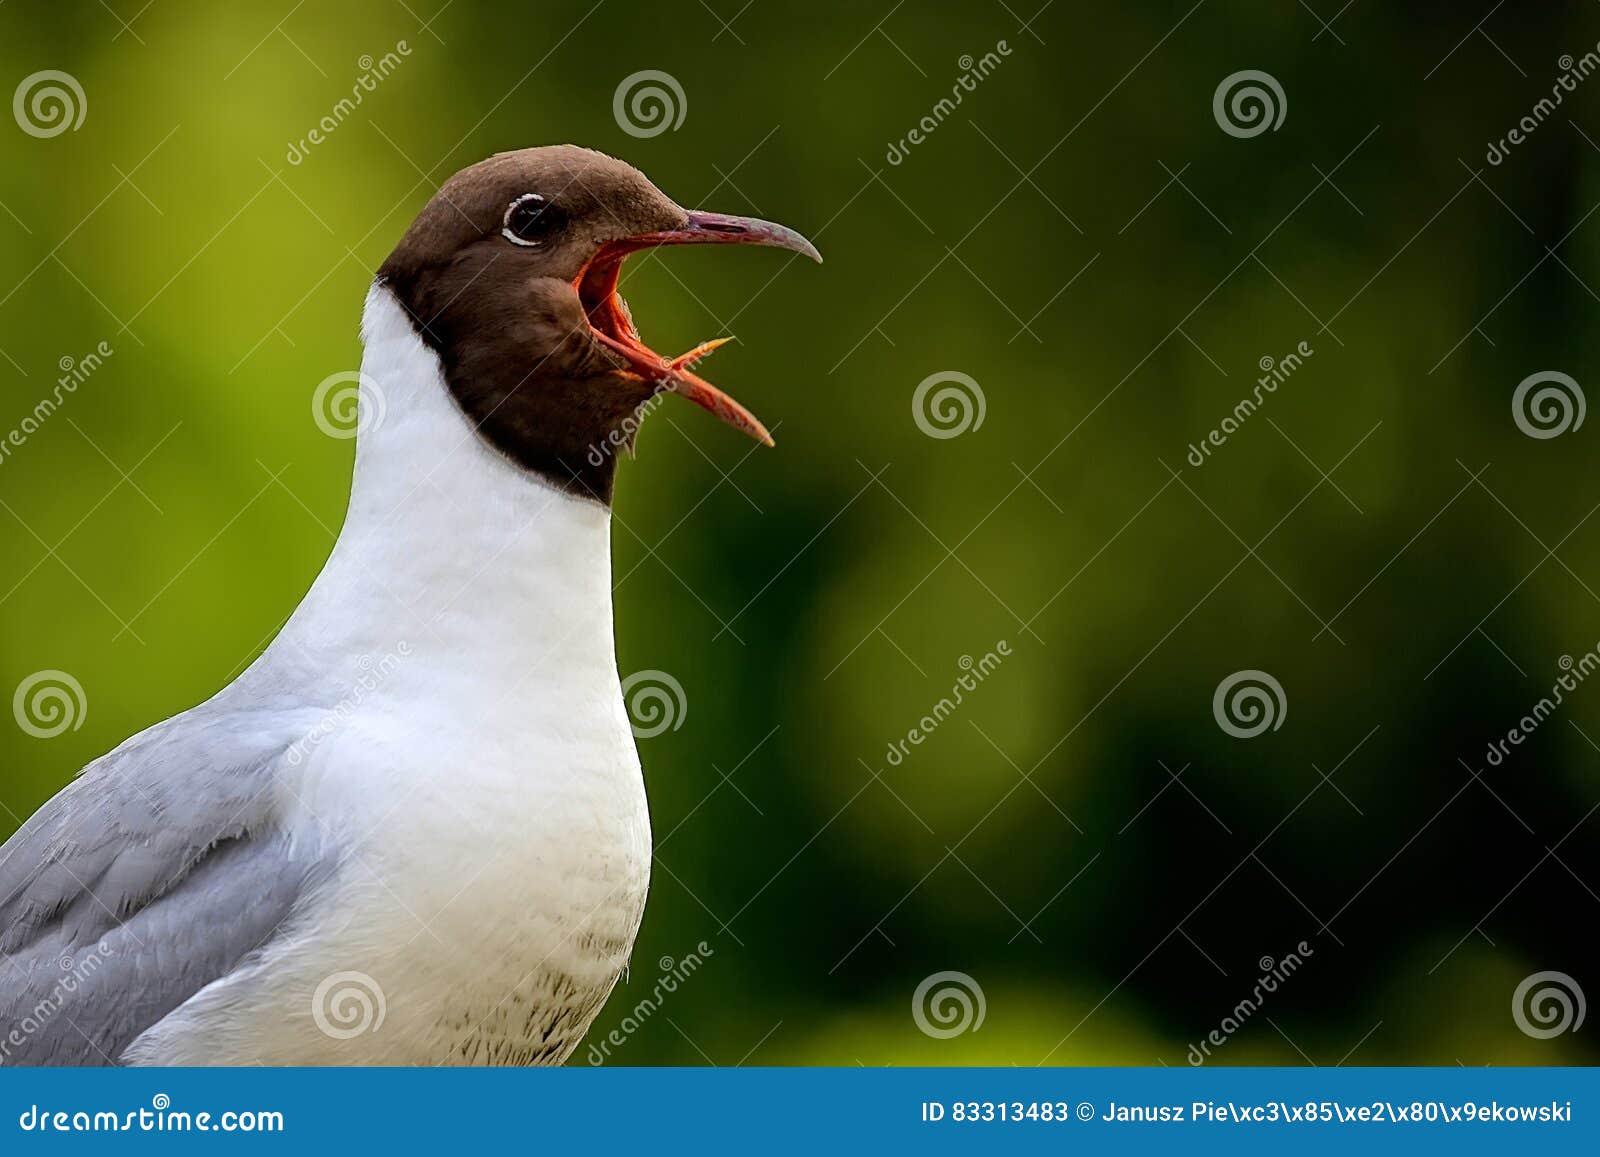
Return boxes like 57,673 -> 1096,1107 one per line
1511,971 -> 1585,1039
311,370 -> 387,440
621,669 -> 687,738
311,971 -> 387,1040
587,391 -> 671,467
3,2 -> 1599,1076
0,941 -> 115,1062
586,942 -> 715,1064
12,70 -> 86,138
0,342 -> 114,470
883,642 -> 1010,767
912,970 -> 986,1039
1511,370 -> 1584,439
12,670 -> 87,739
285,42 -> 412,166
1187,944 -> 1315,1064
285,644 -> 411,767
1484,648 -> 1600,766
612,70 -> 687,138
1186,342 -> 1313,467
885,41 -> 1013,166
1486,45 -> 1600,165
1212,70 -> 1286,138
912,370 -> 986,439
1212,670 -> 1286,739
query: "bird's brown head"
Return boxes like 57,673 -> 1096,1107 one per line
376,144 -> 821,503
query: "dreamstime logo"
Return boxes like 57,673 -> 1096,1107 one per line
585,941 -> 715,1065
1512,970 -> 1586,1039
883,642 -> 1011,767
621,669 -> 687,738
285,41 -> 412,165
12,670 -> 86,739
57,343 -> 115,386
1212,670 -> 1286,738
912,371 -> 986,439
1487,45 -> 1600,166
1484,648 -> 1600,767
286,643 -> 412,767
613,70 -> 686,138
311,970 -> 386,1039
0,940 -> 114,1061
1512,371 -> 1585,439
312,371 -> 386,439
1212,70 -> 1286,138
1186,341 -> 1314,466
884,41 -> 1013,165
912,971 -> 986,1039
1187,942 -> 1314,1064
13,70 -> 86,138
0,341 -> 114,472
587,390 -> 670,467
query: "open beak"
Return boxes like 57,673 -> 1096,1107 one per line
573,210 -> 822,446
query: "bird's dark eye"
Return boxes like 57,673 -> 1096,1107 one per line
502,193 -> 563,246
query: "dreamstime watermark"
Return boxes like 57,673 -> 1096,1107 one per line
0,941 -> 115,1061
1187,943 -> 1314,1064
620,669 -> 687,738
17,1096 -> 283,1133
1512,970 -> 1585,1039
1487,47 -> 1600,165
1212,670 -> 1286,738
613,70 -> 686,138
1213,70 -> 1286,138
311,370 -> 387,440
285,42 -> 412,165
13,70 -> 85,138
883,642 -> 1010,767
1186,341 -> 1313,466
1512,370 -> 1584,439
285,644 -> 411,766
912,971 -> 986,1038
12,669 -> 86,739
586,390 -> 671,467
912,370 -> 986,439
0,341 -> 114,471
585,941 -> 715,1064
1484,647 -> 1600,766
311,971 -> 386,1039
885,41 -> 1013,166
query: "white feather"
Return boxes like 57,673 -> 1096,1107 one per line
124,283 -> 650,1065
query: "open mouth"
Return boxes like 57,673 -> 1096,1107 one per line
573,210 -> 822,446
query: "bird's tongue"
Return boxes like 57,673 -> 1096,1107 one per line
573,209 -> 823,447
576,254 -> 772,446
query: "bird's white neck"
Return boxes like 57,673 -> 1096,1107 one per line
241,283 -> 620,712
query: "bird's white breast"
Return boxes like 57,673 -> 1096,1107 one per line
123,284 -> 650,1065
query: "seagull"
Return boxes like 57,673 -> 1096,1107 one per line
0,145 -> 819,1065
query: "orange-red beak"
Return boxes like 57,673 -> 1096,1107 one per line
573,210 -> 822,446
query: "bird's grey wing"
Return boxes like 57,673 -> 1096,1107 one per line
0,710 -> 331,1065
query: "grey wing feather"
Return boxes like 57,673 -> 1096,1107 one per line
0,710 -> 331,1065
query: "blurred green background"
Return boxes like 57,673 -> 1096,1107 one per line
3,0 -> 1598,1065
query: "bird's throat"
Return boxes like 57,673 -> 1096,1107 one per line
272,284 -> 622,681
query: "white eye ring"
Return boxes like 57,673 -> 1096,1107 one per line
502,193 -> 549,247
